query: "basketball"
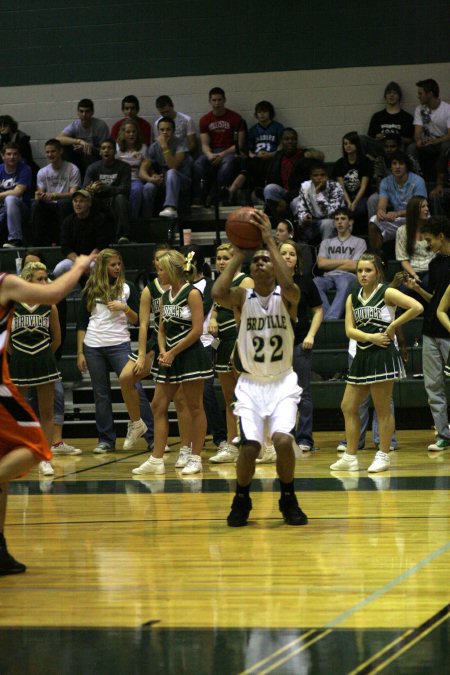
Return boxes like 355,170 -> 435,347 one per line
225,207 -> 263,249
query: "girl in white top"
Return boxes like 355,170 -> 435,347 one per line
395,197 -> 434,283
76,249 -> 153,453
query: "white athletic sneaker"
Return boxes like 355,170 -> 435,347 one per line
175,445 -> 192,468
181,455 -> 203,475
123,419 -> 148,450
51,441 -> 82,456
209,444 -> 239,463
159,206 -> 178,219
93,442 -> 115,454
39,461 -> 55,476
367,450 -> 390,473
336,441 -> 348,452
330,452 -> 359,471
132,456 -> 165,475
297,444 -> 312,452
256,443 -> 276,464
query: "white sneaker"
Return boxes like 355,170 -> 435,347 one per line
39,461 -> 55,476
330,452 -> 359,471
93,442 -> 114,454
367,450 -> 390,473
255,443 -> 276,464
132,456 -> 165,475
123,419 -> 148,450
51,441 -> 82,456
159,206 -> 178,219
175,445 -> 192,468
297,444 -> 312,452
181,455 -> 203,475
336,441 -> 347,452
164,445 -> 172,453
209,444 -> 238,463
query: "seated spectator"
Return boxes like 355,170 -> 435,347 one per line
115,120 -> 147,219
193,87 -> 245,204
31,138 -> 80,246
53,189 -> 110,278
57,98 -> 110,179
275,219 -> 313,276
369,134 -> 421,219
296,161 -> 345,245
154,95 -> 197,153
362,82 -> 414,157
430,147 -> 450,217
263,128 -> 312,220
111,94 -> 151,146
0,115 -> 39,185
395,196 -> 434,287
333,131 -> 373,232
314,208 -> 367,320
140,116 -> 192,220
0,142 -> 32,248
83,139 -> 131,244
368,151 -> 427,252
225,100 -> 284,203
408,79 -> 450,182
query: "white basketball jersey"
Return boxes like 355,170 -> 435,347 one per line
236,285 -> 294,379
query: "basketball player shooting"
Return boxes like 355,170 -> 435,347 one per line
0,252 -> 96,575
212,210 -> 308,526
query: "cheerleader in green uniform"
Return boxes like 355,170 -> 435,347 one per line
436,283 -> 450,377
331,253 -> 423,474
119,244 -> 170,449
9,262 -> 61,477
132,250 -> 212,476
208,242 -> 254,463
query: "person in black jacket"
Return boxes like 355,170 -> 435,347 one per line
53,189 -> 110,279
263,128 -> 323,221
0,115 -> 39,187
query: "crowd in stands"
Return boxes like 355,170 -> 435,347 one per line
1,77 -> 450,474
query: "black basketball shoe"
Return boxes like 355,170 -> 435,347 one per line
279,494 -> 308,526
227,494 -> 252,527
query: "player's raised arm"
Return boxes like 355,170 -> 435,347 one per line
0,253 -> 96,307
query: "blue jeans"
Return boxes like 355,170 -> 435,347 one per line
142,170 -> 191,217
84,341 -> 154,447
193,151 -> 239,198
422,335 -> 450,440
0,196 -> 29,241
293,344 -> 314,448
203,345 -> 227,446
314,273 -> 356,320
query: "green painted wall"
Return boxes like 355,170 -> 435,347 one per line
1,0 -> 448,87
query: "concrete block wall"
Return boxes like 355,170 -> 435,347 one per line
1,62 -> 448,169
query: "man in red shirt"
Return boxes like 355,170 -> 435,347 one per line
193,87 -> 245,204
110,95 -> 152,146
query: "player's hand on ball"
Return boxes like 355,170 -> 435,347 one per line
249,210 -> 272,242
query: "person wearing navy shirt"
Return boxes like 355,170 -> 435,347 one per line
0,142 -> 32,248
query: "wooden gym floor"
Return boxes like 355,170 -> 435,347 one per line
1,430 -> 449,675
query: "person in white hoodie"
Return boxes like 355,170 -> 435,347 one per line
296,162 -> 345,246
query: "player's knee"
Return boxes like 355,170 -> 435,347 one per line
272,432 -> 292,455
241,441 -> 260,460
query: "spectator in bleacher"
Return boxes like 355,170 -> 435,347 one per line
224,100 -> 284,204
430,147 -> 450,217
57,98 -> 110,179
368,151 -> 427,253
408,79 -> 450,182
193,87 -> 245,205
333,131 -> 373,232
110,95 -> 151,146
368,134 -> 422,221
140,116 -> 191,220
296,161 -> 345,245
76,248 -> 154,454
154,95 -> 197,154
31,139 -> 80,246
83,139 -> 131,244
53,189 -> 110,278
275,219 -> 313,276
263,127 -> 307,220
115,120 -> 147,220
0,115 -> 39,185
0,142 -> 32,248
362,82 -> 414,157
404,216 -> 450,451
395,196 -> 434,288
279,240 -> 323,454
314,207 -> 367,320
